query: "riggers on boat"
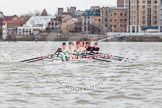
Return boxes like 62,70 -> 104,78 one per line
20,52 -> 135,63
20,42 -> 135,63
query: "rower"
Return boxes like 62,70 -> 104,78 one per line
75,41 -> 84,59
55,48 -> 66,61
80,41 -> 86,52
85,41 -> 93,54
92,42 -> 100,54
68,42 -> 75,59
61,42 -> 69,59
61,42 -> 68,52
80,41 -> 84,47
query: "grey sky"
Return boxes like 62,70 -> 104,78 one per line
0,0 -> 116,16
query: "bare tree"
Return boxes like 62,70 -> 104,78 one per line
34,10 -> 41,16
90,19 -> 106,35
20,10 -> 41,17
61,19 -> 76,34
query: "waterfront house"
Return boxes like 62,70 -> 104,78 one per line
81,6 -> 103,34
2,19 -> 23,40
17,16 -> 54,37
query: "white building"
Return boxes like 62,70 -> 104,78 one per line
17,16 -> 54,36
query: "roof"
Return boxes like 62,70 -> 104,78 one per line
109,7 -> 128,10
41,9 -> 48,16
0,12 -> 4,18
24,16 -> 55,27
3,16 -> 16,20
3,19 -> 22,23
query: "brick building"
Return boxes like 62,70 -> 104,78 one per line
102,7 -> 127,32
2,19 -> 23,40
47,17 -> 62,32
117,0 -> 129,7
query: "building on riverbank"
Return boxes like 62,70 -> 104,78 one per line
17,16 -> 54,37
127,0 -> 161,33
2,16 -> 29,40
2,19 -> 22,40
0,13 -> 18,40
117,0 -> 129,7
47,17 -> 62,32
0,12 -> 4,39
81,6 -> 103,34
101,7 -> 127,33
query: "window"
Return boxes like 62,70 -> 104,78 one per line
154,16 -> 157,19
88,26 -> 90,30
154,11 -> 157,14
154,5 -> 157,9
142,21 -> 145,24
120,13 -> 123,16
154,21 -> 157,24
142,11 -> 145,14
142,16 -> 145,20
142,0 -> 145,4
114,13 -> 116,15
142,6 -> 145,9
84,27 -> 86,31
154,0 -> 157,4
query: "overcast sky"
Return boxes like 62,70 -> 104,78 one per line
0,0 -> 116,16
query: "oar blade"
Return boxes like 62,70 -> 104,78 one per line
20,57 -> 40,62
27,58 -> 44,63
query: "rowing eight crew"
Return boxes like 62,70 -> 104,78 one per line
53,41 -> 100,61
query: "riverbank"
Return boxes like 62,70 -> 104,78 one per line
1,33 -> 162,42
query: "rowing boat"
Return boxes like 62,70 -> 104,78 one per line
20,52 -> 134,64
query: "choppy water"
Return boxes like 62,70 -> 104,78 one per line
0,42 -> 162,108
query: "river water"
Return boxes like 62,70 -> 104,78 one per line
0,42 -> 162,108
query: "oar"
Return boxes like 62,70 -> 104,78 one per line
20,57 -> 42,62
27,58 -> 44,63
26,54 -> 53,63
81,54 -> 112,62
93,58 -> 111,62
98,53 -> 134,61
20,54 -> 53,63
